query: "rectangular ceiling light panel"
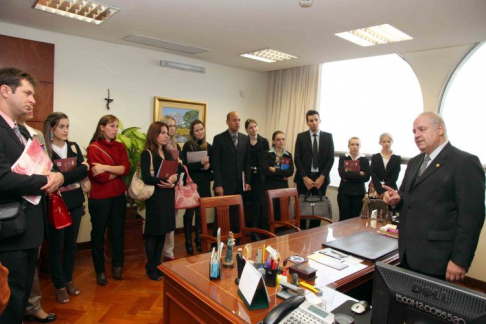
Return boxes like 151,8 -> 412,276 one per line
34,0 -> 120,25
335,23 -> 413,47
240,49 -> 298,63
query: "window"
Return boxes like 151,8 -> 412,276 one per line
441,43 -> 486,165
319,54 -> 423,187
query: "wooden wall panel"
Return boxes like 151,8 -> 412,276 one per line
0,34 -> 54,126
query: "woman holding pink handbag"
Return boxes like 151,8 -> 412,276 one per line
181,120 -> 213,255
141,122 -> 180,281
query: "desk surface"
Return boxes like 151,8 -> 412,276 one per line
159,218 -> 398,323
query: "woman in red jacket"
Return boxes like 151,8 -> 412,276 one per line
87,115 -> 130,286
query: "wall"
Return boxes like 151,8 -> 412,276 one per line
0,21 -> 268,243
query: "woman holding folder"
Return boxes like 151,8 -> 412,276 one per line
181,119 -> 213,255
141,121 -> 179,280
44,112 -> 88,303
159,115 -> 181,261
337,137 -> 370,221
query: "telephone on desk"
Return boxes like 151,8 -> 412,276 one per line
261,295 -> 334,324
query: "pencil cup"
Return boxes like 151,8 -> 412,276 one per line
265,267 -> 277,287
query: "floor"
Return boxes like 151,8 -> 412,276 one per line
34,233 -> 201,324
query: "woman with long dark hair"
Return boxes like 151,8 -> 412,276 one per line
262,131 -> 294,224
44,112 -> 88,303
141,122 -> 179,280
87,115 -> 130,286
181,120 -> 213,254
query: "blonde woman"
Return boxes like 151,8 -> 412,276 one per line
159,115 -> 181,261
370,133 -> 401,198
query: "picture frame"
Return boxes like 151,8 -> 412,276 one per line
153,97 -> 207,146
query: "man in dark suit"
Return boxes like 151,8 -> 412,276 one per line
0,67 -> 64,323
212,111 -> 251,234
294,110 -> 334,229
384,112 -> 485,282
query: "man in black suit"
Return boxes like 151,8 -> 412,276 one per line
0,67 -> 64,323
212,111 -> 251,234
294,110 -> 334,229
384,112 -> 485,282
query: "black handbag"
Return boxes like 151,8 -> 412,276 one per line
299,191 -> 332,220
0,201 -> 26,240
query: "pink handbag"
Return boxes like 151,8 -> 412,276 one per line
175,165 -> 200,209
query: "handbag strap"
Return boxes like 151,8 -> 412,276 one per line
90,143 -> 115,165
304,190 -> 324,201
147,149 -> 154,177
180,164 -> 193,183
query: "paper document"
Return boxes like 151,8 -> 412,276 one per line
11,138 -> 53,205
187,151 -> 207,164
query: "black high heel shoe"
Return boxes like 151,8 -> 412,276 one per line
96,272 -> 107,286
147,272 -> 161,281
24,313 -> 57,323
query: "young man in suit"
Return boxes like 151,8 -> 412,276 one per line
384,112 -> 485,282
0,67 -> 64,323
294,110 -> 334,229
212,111 -> 251,234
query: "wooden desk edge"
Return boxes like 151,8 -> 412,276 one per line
159,264 -> 247,324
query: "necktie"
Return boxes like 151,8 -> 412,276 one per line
233,134 -> 238,147
418,154 -> 431,176
13,123 -> 24,144
312,133 -> 318,169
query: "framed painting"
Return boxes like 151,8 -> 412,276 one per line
153,97 -> 207,146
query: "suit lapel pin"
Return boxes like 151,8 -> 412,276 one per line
436,163 -> 440,168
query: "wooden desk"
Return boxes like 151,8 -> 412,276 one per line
159,218 -> 399,323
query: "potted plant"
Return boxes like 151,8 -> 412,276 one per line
116,120 -> 147,218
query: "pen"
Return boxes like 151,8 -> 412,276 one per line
319,250 -> 342,260
330,249 -> 348,258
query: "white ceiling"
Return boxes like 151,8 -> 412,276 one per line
1,0 -> 486,72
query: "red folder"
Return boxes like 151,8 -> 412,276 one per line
344,160 -> 360,172
54,157 -> 81,192
156,160 -> 179,179
54,157 -> 77,172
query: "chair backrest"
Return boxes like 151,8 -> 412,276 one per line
266,188 -> 301,233
199,195 -> 246,243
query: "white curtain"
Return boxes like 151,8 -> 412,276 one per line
265,64 -> 321,159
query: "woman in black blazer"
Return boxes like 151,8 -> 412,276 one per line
338,137 -> 370,221
370,133 -> 401,198
141,121 -> 179,281
181,120 -> 213,255
44,112 -> 88,303
262,131 -> 294,224
245,119 -> 270,240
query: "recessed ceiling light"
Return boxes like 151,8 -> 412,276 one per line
33,0 -> 120,25
240,49 -> 298,63
335,24 -> 413,47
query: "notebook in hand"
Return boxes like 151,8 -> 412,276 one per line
156,160 -> 179,179
344,160 -> 360,172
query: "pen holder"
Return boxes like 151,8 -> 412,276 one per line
209,259 -> 222,280
264,267 -> 278,287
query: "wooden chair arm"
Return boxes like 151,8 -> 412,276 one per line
244,227 -> 277,238
199,234 -> 217,242
270,221 -> 301,232
300,215 -> 333,224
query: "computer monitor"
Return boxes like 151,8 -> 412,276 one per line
372,262 -> 486,323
